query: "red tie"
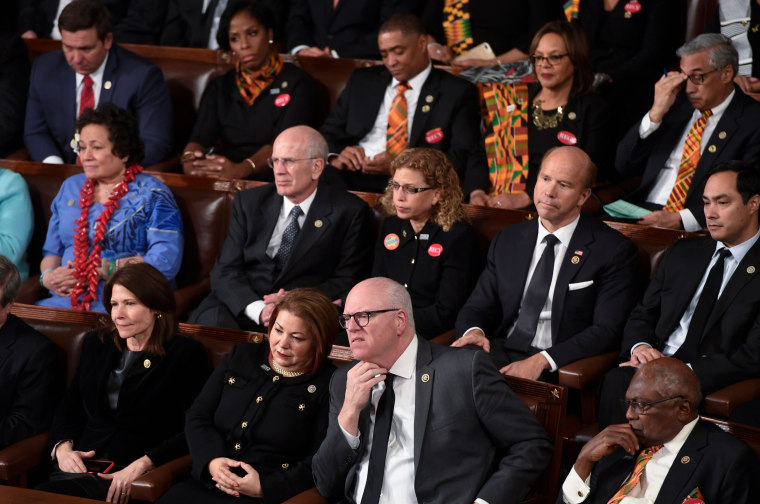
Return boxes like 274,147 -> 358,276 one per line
79,75 -> 94,117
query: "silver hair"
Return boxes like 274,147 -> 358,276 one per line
302,127 -> 328,161
381,278 -> 415,329
677,33 -> 738,76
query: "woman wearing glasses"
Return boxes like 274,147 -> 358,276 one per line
488,20 -> 613,210
159,288 -> 337,504
371,148 -> 481,340
182,0 -> 316,180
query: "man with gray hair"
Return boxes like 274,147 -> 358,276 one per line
0,255 -> 61,449
313,277 -> 552,504
190,126 -> 372,330
614,33 -> 760,231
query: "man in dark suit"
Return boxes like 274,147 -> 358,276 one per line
454,146 -> 639,381
312,277 -> 552,504
287,0 -> 414,59
320,13 -> 487,197
599,160 -> 760,427
18,0 -> 168,44
190,125 -> 372,331
614,33 -> 760,231
0,255 -> 60,450
24,0 -> 173,166
562,358 -> 758,504
0,31 -> 29,158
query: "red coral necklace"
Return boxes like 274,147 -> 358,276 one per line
70,165 -> 142,311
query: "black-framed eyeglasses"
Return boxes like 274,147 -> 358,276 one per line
338,308 -> 399,329
530,53 -> 568,66
267,157 -> 317,169
681,69 -> 718,85
387,180 -> 433,195
620,395 -> 684,414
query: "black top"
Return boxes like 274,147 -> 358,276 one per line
372,216 -> 482,339
50,332 -> 209,467
0,31 -> 29,157
422,0 -> 563,56
189,63 -> 317,172
185,342 -> 334,504
527,85 -> 614,191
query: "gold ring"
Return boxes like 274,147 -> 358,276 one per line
121,492 -> 127,496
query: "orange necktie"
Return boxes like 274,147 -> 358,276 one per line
665,109 -> 713,212
386,81 -> 411,156
607,445 -> 663,504
79,74 -> 94,118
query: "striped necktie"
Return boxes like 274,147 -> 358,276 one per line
386,81 -> 411,156
607,445 -> 663,504
665,109 -> 713,212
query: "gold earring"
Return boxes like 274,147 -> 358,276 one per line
156,313 -> 163,319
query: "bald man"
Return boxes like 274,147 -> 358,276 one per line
455,146 -> 639,381
313,277 -> 551,504
190,126 -> 372,331
561,358 -> 759,504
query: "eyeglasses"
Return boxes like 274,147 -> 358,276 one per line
338,308 -> 399,329
682,69 -> 718,85
530,53 -> 568,66
620,395 -> 684,414
387,180 -> 433,195
267,157 -> 317,169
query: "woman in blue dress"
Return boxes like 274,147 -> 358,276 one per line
38,103 -> 183,313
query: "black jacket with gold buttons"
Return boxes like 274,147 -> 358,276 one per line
186,342 -> 334,504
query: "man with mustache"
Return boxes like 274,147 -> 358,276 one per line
455,146 -> 638,382
614,33 -> 760,231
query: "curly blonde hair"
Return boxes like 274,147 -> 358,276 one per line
381,148 -> 467,231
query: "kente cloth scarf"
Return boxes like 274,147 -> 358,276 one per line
236,51 -> 284,106
443,0 -> 474,56
564,0 -> 581,21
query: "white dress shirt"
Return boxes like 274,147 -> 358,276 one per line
358,63 -> 433,158
342,336 -> 418,504
562,417 -> 699,503
43,54 -> 109,165
632,228 -> 760,360
638,90 -> 735,232
243,188 -> 317,322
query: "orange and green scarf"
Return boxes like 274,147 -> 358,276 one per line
443,0 -> 474,56
236,51 -> 284,106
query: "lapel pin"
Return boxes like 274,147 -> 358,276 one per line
747,266 -> 756,274
567,111 -> 577,120
425,95 -> 434,103
252,335 -> 262,343
298,403 -> 306,411
229,377 -> 236,385
421,104 -> 430,113
718,131 -> 727,139
314,219 -> 323,228
308,385 -> 316,393
402,230 -> 407,238
571,255 -> 580,264
104,80 -> 112,90
681,456 -> 690,464
67,200 -> 75,206
708,145 -> 717,153
282,81 -> 288,89
421,373 -> 430,383
143,359 -> 151,369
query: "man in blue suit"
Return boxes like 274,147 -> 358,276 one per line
24,0 -> 173,166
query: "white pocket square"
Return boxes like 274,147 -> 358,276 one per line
568,280 -> 594,291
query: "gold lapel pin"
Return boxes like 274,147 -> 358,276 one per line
421,373 -> 430,382
314,219 -> 323,228
718,131 -> 727,140
747,266 -> 756,274
104,81 -> 112,90
308,385 -> 316,393
571,256 -> 580,264
143,359 -> 151,369
708,145 -> 717,153
680,456 -> 690,464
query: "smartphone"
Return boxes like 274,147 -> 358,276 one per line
84,459 -> 115,474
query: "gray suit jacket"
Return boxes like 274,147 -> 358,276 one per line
312,338 -> 553,504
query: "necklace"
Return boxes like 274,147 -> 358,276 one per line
70,165 -> 142,311
270,358 -> 306,377
532,99 -> 564,130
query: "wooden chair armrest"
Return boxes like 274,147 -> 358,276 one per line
281,487 -> 330,504
704,378 -> 760,418
557,352 -> 618,390
4,147 -> 30,160
430,329 -> 455,346
131,454 -> 192,502
0,431 -> 49,483
145,155 -> 181,173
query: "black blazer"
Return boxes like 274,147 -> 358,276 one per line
615,89 -> 760,226
562,420 -> 759,504
185,342 -> 334,503
50,332 -> 208,467
456,214 -> 639,368
286,0 -> 415,59
209,182 -> 373,317
622,236 -> 760,394
312,338 -> 553,504
0,314 -> 60,449
320,65 -> 488,194
371,217 -> 481,339
0,31 -> 29,157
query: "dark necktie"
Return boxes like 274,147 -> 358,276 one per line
275,205 -> 303,272
79,74 -> 94,117
361,374 -> 395,504
674,248 -> 732,362
505,234 -> 559,353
